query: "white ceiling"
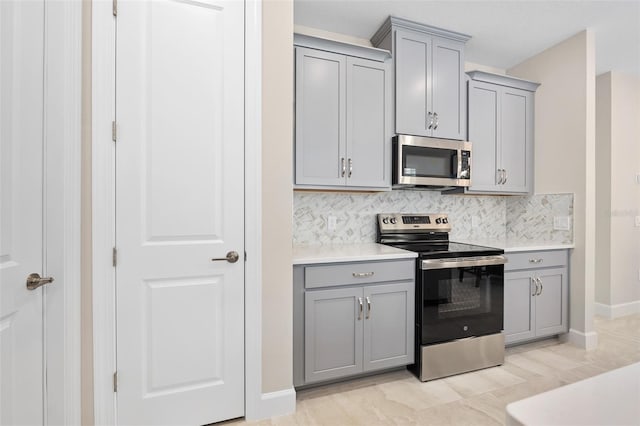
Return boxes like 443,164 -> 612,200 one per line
294,0 -> 640,77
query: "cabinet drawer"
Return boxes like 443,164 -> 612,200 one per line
505,250 -> 568,271
304,260 -> 414,289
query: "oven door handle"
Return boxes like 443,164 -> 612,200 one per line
421,255 -> 507,270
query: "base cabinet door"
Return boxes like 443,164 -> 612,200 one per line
534,268 -> 567,337
363,282 -> 414,372
503,271 -> 536,344
504,250 -> 569,345
304,287 -> 363,383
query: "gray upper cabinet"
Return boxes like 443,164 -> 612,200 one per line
465,71 -> 540,194
372,17 -> 470,140
294,34 -> 391,190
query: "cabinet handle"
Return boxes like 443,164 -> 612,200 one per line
537,278 -> 543,296
427,112 -> 433,129
341,158 -> 346,177
352,272 -> 374,278
503,169 -> 508,184
529,258 -> 543,264
531,278 -> 538,296
433,112 -> 439,130
366,296 -> 371,319
496,169 -> 502,185
348,158 -> 353,178
358,297 -> 363,320
501,169 -> 506,184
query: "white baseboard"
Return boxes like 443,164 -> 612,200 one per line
561,328 -> 598,350
595,301 -> 640,319
245,388 -> 296,421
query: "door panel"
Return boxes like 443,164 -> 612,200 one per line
115,0 -> 244,424
467,81 -> 500,191
304,288 -> 363,383
501,88 -> 530,192
295,47 -> 346,186
0,1 -> 45,424
363,282 -> 414,371
503,271 -> 535,344
395,30 -> 431,136
535,268 -> 567,336
346,57 -> 388,188
432,39 -> 465,140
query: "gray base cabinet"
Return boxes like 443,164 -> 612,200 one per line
294,34 -> 392,191
504,250 -> 569,345
294,259 -> 415,387
465,71 -> 540,195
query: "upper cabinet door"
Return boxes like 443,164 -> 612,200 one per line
468,80 -> 500,192
501,88 -> 533,193
295,47 -> 346,186
394,30 -> 431,137
431,38 -> 466,140
345,56 -> 389,188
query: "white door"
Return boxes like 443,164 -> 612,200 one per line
0,1 -> 46,424
115,0 -> 245,424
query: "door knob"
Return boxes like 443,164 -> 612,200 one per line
26,273 -> 55,291
211,251 -> 240,263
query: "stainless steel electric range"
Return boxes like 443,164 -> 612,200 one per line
376,213 -> 507,381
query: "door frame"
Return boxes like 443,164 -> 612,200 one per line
91,0 -> 271,422
43,0 -> 83,424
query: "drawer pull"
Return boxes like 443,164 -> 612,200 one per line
529,258 -> 543,264
352,272 -> 374,278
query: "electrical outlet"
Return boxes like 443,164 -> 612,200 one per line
553,216 -> 570,231
327,215 -> 337,232
636,173 -> 640,184
635,216 -> 640,227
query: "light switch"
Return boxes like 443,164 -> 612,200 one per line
471,216 -> 480,228
553,216 -> 570,231
636,174 -> 640,184
327,215 -> 337,232
635,216 -> 640,227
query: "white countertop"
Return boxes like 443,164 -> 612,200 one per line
293,243 -> 417,265
458,240 -> 574,253
506,362 -> 640,426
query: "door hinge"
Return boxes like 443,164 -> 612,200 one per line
244,251 -> 247,261
112,247 -> 117,267
113,371 -> 118,392
111,121 -> 117,142
112,0 -> 117,17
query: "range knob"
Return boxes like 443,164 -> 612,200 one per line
435,218 -> 442,224
382,217 -> 389,224
390,217 -> 397,224
443,218 -> 448,224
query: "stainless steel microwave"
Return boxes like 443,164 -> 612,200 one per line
393,135 -> 472,189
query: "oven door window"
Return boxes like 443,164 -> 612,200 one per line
402,145 -> 457,179
420,264 -> 504,345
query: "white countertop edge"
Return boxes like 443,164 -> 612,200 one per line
457,241 -> 574,252
505,362 -> 640,426
503,244 -> 575,253
293,243 -> 418,265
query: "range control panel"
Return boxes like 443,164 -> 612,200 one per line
377,213 -> 452,232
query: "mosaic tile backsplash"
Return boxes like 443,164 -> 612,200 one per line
293,191 -> 573,246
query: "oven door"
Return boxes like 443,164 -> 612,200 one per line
418,256 -> 505,345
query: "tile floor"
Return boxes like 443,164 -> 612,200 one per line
233,314 -> 640,425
